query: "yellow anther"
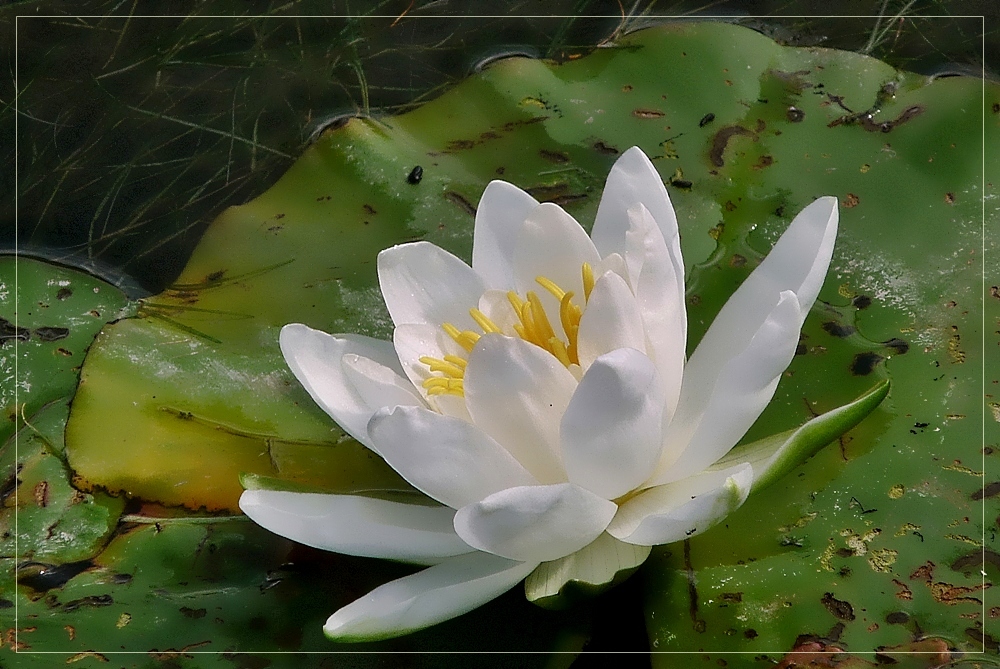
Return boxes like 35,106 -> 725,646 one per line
422,377 -> 465,397
469,308 -> 502,334
443,354 -> 467,369
442,322 -> 479,352
582,262 -> 595,302
507,290 -> 524,313
549,337 -> 572,367
535,275 -> 565,301
419,356 -> 465,378
527,291 -> 556,343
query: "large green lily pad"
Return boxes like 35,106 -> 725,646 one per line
6,20 -> 996,663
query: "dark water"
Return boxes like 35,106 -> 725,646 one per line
1,1 -> 994,295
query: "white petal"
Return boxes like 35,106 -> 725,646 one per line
591,147 -> 680,263
464,334 -> 577,483
324,552 -> 538,642
511,202 -> 601,339
608,464 -> 753,546
524,532 -> 651,605
454,483 -> 617,562
576,271 -> 647,370
593,252 -> 631,288
472,180 -> 539,289
676,197 -> 837,430
653,291 -> 802,484
367,405 -> 538,509
624,204 -> 686,417
239,490 -> 472,565
342,354 -> 425,419
377,241 -> 486,328
560,348 -> 665,500
280,324 -> 410,449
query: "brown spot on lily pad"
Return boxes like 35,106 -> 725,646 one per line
632,108 -> 665,119
821,321 -> 855,338
843,193 -> 859,208
821,592 -> 855,621
593,141 -> 619,155
851,351 -> 883,375
34,326 -> 70,342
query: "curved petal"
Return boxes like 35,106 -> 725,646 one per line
472,180 -> 540,289
280,323 -> 409,449
324,552 -> 538,642
576,271 -> 647,370
239,490 -> 473,565
464,334 -> 577,483
524,532 -> 651,606
377,241 -> 486,328
608,463 -> 753,546
676,197 -> 837,431
511,202 -> 601,339
560,348 -> 664,500
454,483 -> 617,563
368,405 -> 538,509
342,354 -> 425,419
624,204 -> 686,417
652,291 -> 802,485
591,147 -> 680,264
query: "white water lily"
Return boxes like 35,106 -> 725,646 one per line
240,147 -> 880,642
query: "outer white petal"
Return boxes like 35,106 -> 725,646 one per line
464,334 -> 577,484
624,203 -> 686,417
652,291 -> 802,485
377,241 -> 486,328
560,348 -> 664,500
367,405 -> 538,510
591,146 -> 681,266
324,552 -> 538,642
341,354 -> 425,419
576,271 -> 647,370
472,180 -> 539,289
280,324 -> 415,449
511,202 -> 601,339
239,490 -> 473,565
674,197 -> 837,439
608,463 -> 753,546
454,483 -> 617,563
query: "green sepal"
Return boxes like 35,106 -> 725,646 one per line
524,533 -> 651,610
711,379 -> 890,493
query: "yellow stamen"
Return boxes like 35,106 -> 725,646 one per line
582,262 -> 595,302
549,337 -> 572,367
419,356 -> 465,378
443,354 -> 467,369
442,322 -> 479,352
526,291 -> 556,343
469,308 -> 502,334
423,377 -> 464,396
507,290 -> 524,313
535,275 -> 565,301
559,291 -> 581,365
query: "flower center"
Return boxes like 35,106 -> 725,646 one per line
420,262 -> 596,397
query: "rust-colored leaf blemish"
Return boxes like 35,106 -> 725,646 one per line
850,351 -> 883,376
708,125 -> 753,167
820,592 -> 855,621
752,155 -> 774,170
446,139 -> 476,151
945,192 -> 956,204
66,652 -> 109,664
910,561 -> 935,581
539,149 -> 569,163
891,580 -> 912,600
973,481 -> 1000,500
33,481 -> 49,508
632,108 -> 665,119
593,140 -> 619,155
843,193 -> 860,208
443,191 -> 476,217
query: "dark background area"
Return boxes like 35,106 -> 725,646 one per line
1,0 -> 996,295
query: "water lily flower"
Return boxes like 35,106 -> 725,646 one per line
240,147 -> 887,642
